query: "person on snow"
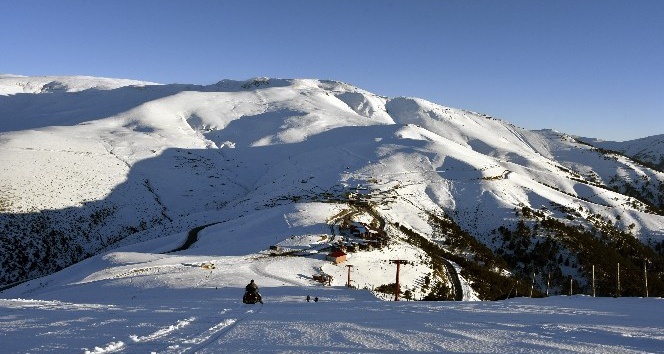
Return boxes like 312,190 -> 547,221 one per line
244,279 -> 263,304
246,279 -> 259,293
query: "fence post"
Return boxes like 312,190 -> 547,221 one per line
592,265 -> 595,298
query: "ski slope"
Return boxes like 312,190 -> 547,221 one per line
2,231 -> 663,353
2,198 -> 663,353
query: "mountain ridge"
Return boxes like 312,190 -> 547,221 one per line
1,75 -> 663,300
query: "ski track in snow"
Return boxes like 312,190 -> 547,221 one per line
83,341 -> 125,354
179,306 -> 261,354
129,316 -> 196,343
250,260 -> 302,287
83,306 -> 263,354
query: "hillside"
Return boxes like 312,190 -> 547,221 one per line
2,253 -> 663,353
1,75 -> 663,301
580,134 -> 664,172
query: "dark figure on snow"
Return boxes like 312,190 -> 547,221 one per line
243,279 -> 263,304
314,296 -> 319,302
246,279 -> 259,292
306,295 -> 310,302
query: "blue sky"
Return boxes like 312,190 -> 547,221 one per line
2,0 -> 662,141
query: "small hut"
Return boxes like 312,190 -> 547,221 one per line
326,250 -> 347,264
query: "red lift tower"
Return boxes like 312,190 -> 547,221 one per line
389,260 -> 408,301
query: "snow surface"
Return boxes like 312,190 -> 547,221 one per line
3,235 -> 664,353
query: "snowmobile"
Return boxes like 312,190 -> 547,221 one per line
243,290 -> 263,304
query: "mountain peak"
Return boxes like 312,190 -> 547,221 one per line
0,74 -> 157,96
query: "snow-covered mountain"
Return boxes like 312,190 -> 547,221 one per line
1,75 -> 663,302
580,134 -> 664,172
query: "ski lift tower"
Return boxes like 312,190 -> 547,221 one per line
389,259 -> 408,301
346,264 -> 354,287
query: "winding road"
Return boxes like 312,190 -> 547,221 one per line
164,222 -> 220,254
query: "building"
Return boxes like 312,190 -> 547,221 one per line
326,250 -> 347,264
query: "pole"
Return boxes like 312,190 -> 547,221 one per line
395,262 -> 400,301
390,260 -> 408,301
644,259 -> 648,298
592,265 -> 595,298
530,271 -> 535,298
346,265 -> 354,288
617,262 -> 620,297
569,277 -> 573,296
546,272 -> 550,297
515,280 -> 519,297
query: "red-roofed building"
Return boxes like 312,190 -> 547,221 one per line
326,250 -> 347,264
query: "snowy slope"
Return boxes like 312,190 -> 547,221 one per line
0,74 -> 157,95
581,134 -> 664,172
2,240 -> 663,353
1,75 -> 663,301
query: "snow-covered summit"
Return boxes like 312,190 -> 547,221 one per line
1,75 -> 663,306
0,74 -> 158,95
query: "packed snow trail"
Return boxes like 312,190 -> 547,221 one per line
181,305 -> 263,354
3,281 -> 664,353
83,304 -> 262,354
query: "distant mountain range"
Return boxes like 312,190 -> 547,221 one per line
580,135 -> 664,172
1,75 -> 663,299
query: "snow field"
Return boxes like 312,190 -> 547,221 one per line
2,286 -> 663,353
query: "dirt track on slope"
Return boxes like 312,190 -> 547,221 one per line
165,222 -> 220,253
